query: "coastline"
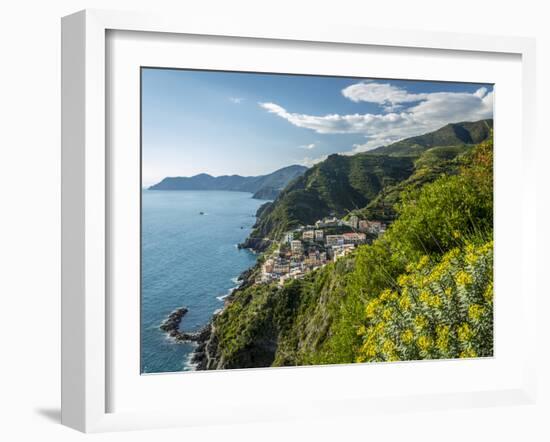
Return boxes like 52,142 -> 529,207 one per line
190,206 -> 269,369
156,197 -> 266,371
158,260 -> 261,370
190,257 -> 263,370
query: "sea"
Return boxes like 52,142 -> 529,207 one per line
141,190 -> 266,374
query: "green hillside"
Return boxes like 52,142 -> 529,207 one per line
359,144 -> 473,221
248,154 -> 414,241
246,120 -> 492,242
370,119 -> 493,156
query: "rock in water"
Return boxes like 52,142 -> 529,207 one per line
160,307 -> 211,343
159,307 -> 188,334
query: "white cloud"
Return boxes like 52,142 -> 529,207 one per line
229,97 -> 244,104
260,101 -> 390,135
299,155 -> 328,168
342,82 -> 428,106
259,85 -> 493,152
298,143 -> 316,150
474,87 -> 488,98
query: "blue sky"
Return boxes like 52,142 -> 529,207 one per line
142,68 -> 493,186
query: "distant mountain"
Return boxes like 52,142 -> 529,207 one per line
245,119 -> 493,244
149,165 -> 308,200
369,119 -> 493,156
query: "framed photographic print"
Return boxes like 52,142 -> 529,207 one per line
140,68 -> 495,374
61,9 -> 537,432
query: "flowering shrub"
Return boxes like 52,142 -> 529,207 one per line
355,240 -> 493,362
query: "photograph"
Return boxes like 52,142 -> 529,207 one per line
140,68 -> 494,374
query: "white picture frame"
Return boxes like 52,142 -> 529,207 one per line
61,9 -> 537,433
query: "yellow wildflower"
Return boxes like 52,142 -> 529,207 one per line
382,339 -> 396,355
401,329 -> 414,344
459,348 -> 477,359
419,290 -> 430,304
436,325 -> 450,352
380,289 -> 392,301
365,299 -> 380,319
481,241 -> 494,254
416,255 -> 430,270
398,294 -> 411,311
414,315 -> 427,330
448,248 -> 460,260
457,323 -> 473,342
429,294 -> 442,308
357,325 -> 366,336
417,274 -> 431,289
484,281 -> 494,302
382,307 -> 393,321
465,245 -> 479,266
362,342 -> 378,358
455,270 -> 473,286
361,333 -> 378,358
444,287 -> 453,297
374,322 -> 386,335
397,274 -> 410,287
468,304 -> 484,322
417,335 -> 433,352
427,265 -> 443,283
387,354 -> 400,362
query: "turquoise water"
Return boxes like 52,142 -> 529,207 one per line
141,190 -> 265,374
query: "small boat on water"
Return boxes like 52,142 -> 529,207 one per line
199,211 -> 205,215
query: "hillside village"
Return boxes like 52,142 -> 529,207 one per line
257,215 -> 386,286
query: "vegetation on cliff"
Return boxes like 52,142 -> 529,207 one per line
368,119 -> 493,156
199,132 -> 494,369
249,154 -> 415,240
248,119 -> 492,240
355,241 -> 493,362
